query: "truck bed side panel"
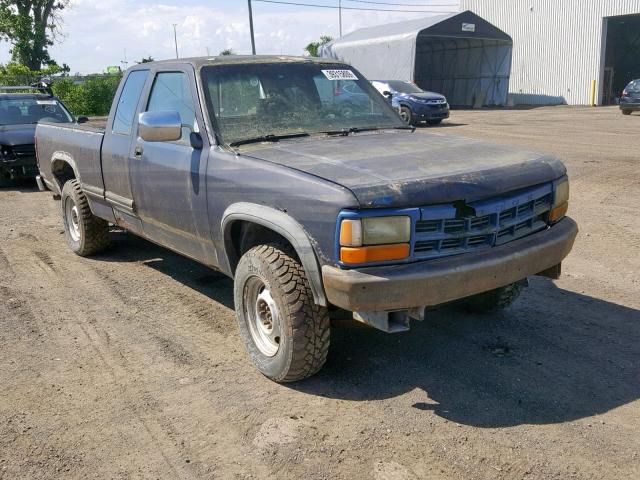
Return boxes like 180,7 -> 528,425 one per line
36,122 -> 106,196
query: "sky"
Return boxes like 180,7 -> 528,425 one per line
0,0 -> 460,74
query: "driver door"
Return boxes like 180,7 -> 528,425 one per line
129,68 -> 214,264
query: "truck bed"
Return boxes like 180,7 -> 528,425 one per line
36,121 -> 106,194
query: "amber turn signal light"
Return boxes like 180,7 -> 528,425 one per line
340,243 -> 410,264
549,203 -> 568,223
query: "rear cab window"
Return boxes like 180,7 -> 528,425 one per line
112,70 -> 148,135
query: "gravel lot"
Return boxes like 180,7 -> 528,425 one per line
1,106 -> 638,480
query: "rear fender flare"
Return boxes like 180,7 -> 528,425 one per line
221,202 -> 327,307
50,151 -> 81,193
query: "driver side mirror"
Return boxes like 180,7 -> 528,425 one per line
383,91 -> 393,98
77,116 -> 89,124
139,110 -> 182,142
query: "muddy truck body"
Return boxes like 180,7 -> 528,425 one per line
35,56 -> 578,381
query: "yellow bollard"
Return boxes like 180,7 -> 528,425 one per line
589,80 -> 597,106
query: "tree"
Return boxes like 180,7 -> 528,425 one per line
219,48 -> 235,56
304,35 -> 332,57
137,56 -> 154,64
0,0 -> 70,70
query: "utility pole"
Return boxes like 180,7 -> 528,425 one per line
248,0 -> 256,55
339,0 -> 342,37
172,24 -> 179,59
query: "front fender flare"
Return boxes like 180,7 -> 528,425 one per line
221,203 -> 327,307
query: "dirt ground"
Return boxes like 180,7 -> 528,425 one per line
1,106 -> 638,480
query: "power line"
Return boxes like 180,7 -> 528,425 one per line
346,0 -> 457,6
252,0 -> 456,13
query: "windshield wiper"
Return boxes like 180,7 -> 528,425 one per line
324,127 -> 381,136
324,126 -> 413,136
230,132 -> 310,147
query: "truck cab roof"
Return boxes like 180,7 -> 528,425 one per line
126,55 -> 343,72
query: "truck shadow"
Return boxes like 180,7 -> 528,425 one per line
293,277 -> 640,428
94,231 -> 639,428
94,228 -> 235,310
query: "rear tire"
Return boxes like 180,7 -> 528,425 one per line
459,280 -> 527,313
61,179 -> 110,256
234,244 -> 330,382
621,109 -> 632,115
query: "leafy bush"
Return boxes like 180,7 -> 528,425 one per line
0,63 -> 121,117
51,76 -> 121,117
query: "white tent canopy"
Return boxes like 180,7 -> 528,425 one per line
320,11 -> 513,107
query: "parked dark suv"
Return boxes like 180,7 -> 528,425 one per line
620,79 -> 640,115
371,80 -> 449,126
0,84 -> 75,186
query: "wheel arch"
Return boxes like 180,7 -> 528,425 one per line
50,152 -> 80,194
221,203 -> 327,307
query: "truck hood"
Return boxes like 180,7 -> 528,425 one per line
240,131 -> 566,208
0,124 -> 36,146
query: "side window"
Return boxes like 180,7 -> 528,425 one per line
146,72 -> 196,144
112,70 -> 148,135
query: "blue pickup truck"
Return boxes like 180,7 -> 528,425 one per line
36,56 -> 577,382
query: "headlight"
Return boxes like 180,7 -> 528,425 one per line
550,178 -> 569,223
339,216 -> 411,264
554,179 -> 569,207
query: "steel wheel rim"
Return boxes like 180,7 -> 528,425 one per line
65,198 -> 80,242
244,276 -> 281,357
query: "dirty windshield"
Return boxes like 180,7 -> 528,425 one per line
201,62 -> 404,146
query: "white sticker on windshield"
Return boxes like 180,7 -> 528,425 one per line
36,100 -> 57,105
321,69 -> 358,81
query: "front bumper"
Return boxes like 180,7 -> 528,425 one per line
0,157 -> 38,180
415,105 -> 450,121
322,217 -> 578,312
620,102 -> 640,111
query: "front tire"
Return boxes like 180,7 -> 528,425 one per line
61,179 -> 110,256
234,244 -> 330,382
621,109 -> 632,116
428,119 -> 443,125
459,280 -> 527,313
399,106 -> 414,125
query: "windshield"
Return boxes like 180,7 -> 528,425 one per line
201,62 -> 405,145
386,81 -> 424,94
0,98 -> 73,125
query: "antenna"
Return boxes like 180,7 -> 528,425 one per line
121,49 -> 128,70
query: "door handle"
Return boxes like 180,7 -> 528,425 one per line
134,145 -> 143,157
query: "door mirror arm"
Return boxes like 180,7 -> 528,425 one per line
190,132 -> 204,150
